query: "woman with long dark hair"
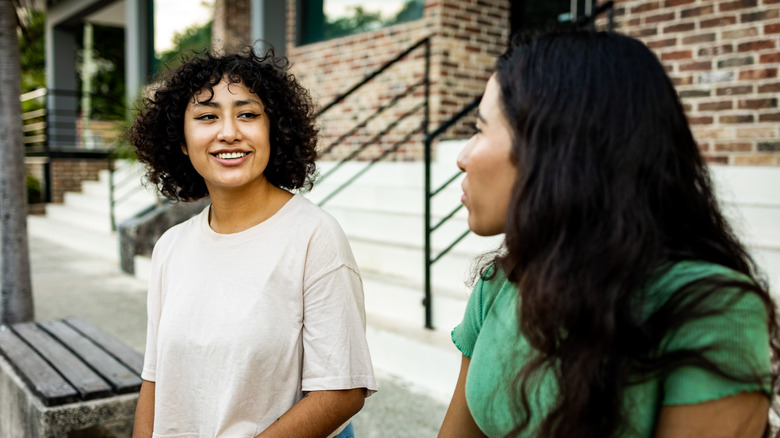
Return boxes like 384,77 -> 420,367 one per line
439,30 -> 779,437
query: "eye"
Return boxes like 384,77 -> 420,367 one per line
194,114 -> 216,121
238,112 -> 259,119
469,122 -> 482,135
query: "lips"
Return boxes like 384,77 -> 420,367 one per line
215,151 -> 247,160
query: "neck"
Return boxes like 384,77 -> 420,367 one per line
207,181 -> 293,234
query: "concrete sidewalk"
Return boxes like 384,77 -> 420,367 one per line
24,227 -> 449,437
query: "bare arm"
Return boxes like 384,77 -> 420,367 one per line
256,388 -> 365,438
655,392 -> 768,438
133,379 -> 156,438
439,355 -> 486,438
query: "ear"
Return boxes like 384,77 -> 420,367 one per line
181,143 -> 188,156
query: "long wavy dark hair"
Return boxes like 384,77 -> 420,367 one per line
488,30 -> 780,437
129,47 -> 318,201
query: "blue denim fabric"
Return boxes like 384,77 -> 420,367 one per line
333,422 -> 354,438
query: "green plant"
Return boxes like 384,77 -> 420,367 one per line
26,174 -> 41,204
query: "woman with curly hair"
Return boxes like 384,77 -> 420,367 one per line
439,30 -> 779,437
129,48 -> 376,438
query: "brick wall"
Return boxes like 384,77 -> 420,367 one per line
285,0 -> 509,161
213,0 -> 252,51
611,0 -> 780,166
49,159 -> 108,204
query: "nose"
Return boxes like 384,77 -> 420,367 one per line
457,137 -> 474,172
217,118 -> 240,143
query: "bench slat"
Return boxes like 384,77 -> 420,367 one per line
38,320 -> 142,394
13,322 -> 113,401
0,325 -> 79,406
64,316 -> 144,376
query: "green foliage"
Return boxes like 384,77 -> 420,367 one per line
323,0 -> 423,41
325,6 -> 383,39
156,20 -> 213,74
26,175 -> 41,204
17,8 -> 45,93
76,24 -> 127,121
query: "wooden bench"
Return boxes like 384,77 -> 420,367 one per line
0,316 -> 143,437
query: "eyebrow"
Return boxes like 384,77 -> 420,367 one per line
193,99 -> 262,109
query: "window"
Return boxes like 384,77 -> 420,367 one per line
299,0 -> 424,45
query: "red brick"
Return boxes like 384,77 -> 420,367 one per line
680,61 -> 713,71
759,112 -> 780,122
662,50 -> 693,60
681,5 -> 714,18
698,100 -> 734,111
673,75 -> 694,86
760,52 -> 780,63
714,142 -> 752,151
719,114 -> 755,123
766,23 -> 780,34
738,98 -> 778,109
631,27 -> 660,37
741,9 -> 780,22
719,0 -> 758,12
758,82 -> 780,93
664,22 -> 695,33
646,12 -> 676,24
631,1 -> 661,13
701,16 -> 738,28
682,33 -> 716,44
647,37 -> 678,49
733,155 -> 775,165
688,115 -> 714,125
664,0 -> 695,6
739,68 -> 778,80
738,40 -> 776,52
716,85 -> 753,95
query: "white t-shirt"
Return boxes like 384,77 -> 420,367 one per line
142,194 -> 377,437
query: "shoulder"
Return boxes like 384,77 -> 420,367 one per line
473,268 -> 516,322
151,205 -> 209,256
287,195 -> 351,247
644,260 -> 760,311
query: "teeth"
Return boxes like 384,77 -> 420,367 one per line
216,152 -> 247,159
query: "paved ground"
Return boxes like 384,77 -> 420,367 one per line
24,231 -> 448,437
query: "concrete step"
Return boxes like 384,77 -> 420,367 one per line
366,312 -> 460,403
27,215 -> 118,262
44,203 -> 113,234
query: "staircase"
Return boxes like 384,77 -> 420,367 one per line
27,161 -> 158,262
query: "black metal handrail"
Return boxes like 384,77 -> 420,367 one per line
314,36 -> 431,208
422,96 -> 479,329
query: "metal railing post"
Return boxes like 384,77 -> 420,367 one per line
423,38 -> 433,330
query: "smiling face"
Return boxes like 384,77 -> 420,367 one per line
182,78 -> 273,196
457,75 -> 517,236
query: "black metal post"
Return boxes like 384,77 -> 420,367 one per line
423,38 -> 433,330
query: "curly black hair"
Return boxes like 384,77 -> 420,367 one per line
129,47 -> 318,201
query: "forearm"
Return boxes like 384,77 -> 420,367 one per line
133,380 -> 156,438
256,389 -> 365,438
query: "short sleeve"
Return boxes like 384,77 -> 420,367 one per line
301,265 -> 377,396
662,289 -> 771,405
452,278 -> 488,358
